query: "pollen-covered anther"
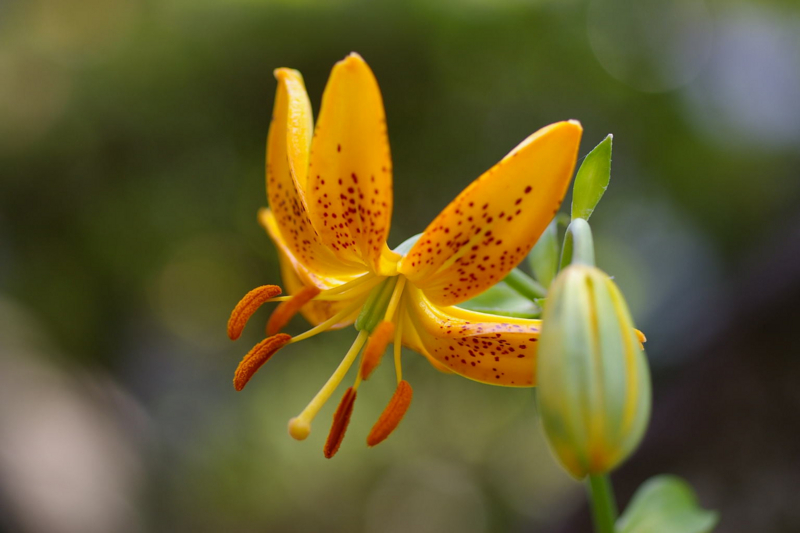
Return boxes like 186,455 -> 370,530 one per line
227,285 -> 282,340
359,321 -> 395,381
267,285 -> 321,335
233,333 -> 292,391
324,387 -> 357,458
367,380 -> 413,447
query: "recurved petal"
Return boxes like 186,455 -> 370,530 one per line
267,68 -> 365,277
260,208 -> 363,328
306,53 -> 394,274
399,121 -> 582,306
399,308 -> 454,374
403,286 -> 540,386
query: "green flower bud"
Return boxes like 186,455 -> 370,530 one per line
537,264 -> 651,479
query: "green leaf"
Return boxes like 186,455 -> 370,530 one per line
571,134 -> 612,221
457,281 -> 540,318
528,220 -> 558,288
503,268 -> 547,300
617,475 -> 719,533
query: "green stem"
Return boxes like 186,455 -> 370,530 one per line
503,268 -> 547,300
560,217 -> 595,269
587,474 -> 618,533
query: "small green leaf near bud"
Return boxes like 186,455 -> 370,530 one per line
572,134 -> 612,221
528,220 -> 559,288
617,475 -> 719,533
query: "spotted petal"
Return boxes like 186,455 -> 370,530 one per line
399,121 -> 582,306
398,307 -> 454,374
260,208 -> 363,328
267,68 -> 365,278
403,286 -> 541,386
306,53 -> 394,274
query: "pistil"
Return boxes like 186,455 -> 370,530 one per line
288,330 -> 369,440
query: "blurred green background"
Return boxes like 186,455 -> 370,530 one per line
1,0 -> 799,531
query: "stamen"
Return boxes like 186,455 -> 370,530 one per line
383,276 -> 407,321
312,277 -> 383,301
359,321 -> 395,381
315,274 -> 382,298
394,313 -> 404,383
233,333 -> 292,391
267,285 -> 321,335
288,297 -> 366,344
323,387 -> 357,458
367,380 -> 413,447
227,285 -> 282,340
288,330 -> 368,441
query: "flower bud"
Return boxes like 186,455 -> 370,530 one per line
537,264 -> 651,479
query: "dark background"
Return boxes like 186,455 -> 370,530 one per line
1,0 -> 799,531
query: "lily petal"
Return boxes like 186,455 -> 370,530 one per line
260,208 -> 363,328
404,286 -> 540,386
399,121 -> 582,306
399,307 -> 454,374
268,68 -> 365,277
307,53 -> 394,274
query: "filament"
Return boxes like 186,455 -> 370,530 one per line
383,276 -> 406,321
394,312 -> 404,383
288,297 -> 366,344
313,275 -> 385,301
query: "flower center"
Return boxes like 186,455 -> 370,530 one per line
227,272 -> 413,457
355,276 -> 398,333
287,275 -> 408,443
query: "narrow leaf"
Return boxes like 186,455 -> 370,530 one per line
571,134 -> 612,221
458,281 -> 540,318
528,220 -> 558,288
617,475 -> 719,533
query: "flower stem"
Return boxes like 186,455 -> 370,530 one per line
560,217 -> 596,269
587,474 -> 618,533
504,268 -> 548,300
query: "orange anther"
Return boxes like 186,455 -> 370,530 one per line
324,387 -> 357,459
227,285 -> 282,340
367,380 -> 413,447
233,333 -> 291,391
359,321 -> 395,381
267,285 -> 321,335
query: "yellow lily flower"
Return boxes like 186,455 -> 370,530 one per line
227,53 -> 583,457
